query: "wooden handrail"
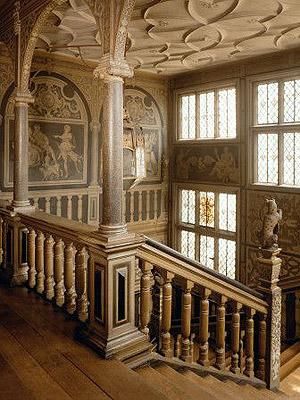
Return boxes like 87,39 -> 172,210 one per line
138,238 -> 268,314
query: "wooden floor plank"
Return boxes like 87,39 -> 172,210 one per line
0,324 -> 72,400
0,305 -> 111,400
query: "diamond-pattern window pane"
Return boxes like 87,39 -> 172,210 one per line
218,239 -> 236,279
199,91 -> 214,138
284,80 -> 300,123
257,82 -> 279,124
180,95 -> 196,139
219,193 -> 236,232
218,88 -> 236,138
257,133 -> 278,184
200,235 -> 214,270
283,132 -> 300,186
181,190 -> 195,224
199,191 -> 215,227
181,230 -> 196,259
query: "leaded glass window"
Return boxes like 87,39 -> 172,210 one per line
177,187 -> 237,279
253,76 -> 300,187
178,85 -> 237,140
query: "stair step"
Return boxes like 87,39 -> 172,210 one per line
224,380 -> 264,400
181,370 -> 233,400
137,365 -> 195,400
280,365 -> 300,398
281,342 -> 300,367
154,363 -> 219,400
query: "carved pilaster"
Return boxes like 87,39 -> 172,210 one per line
257,248 -> 282,390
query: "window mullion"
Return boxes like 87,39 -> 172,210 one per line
279,80 -> 284,125
214,89 -> 218,138
195,92 -> 200,139
278,131 -> 284,185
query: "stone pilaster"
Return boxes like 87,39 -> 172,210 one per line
89,120 -> 101,187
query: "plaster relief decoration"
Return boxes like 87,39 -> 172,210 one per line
5,76 -> 88,187
174,145 -> 239,184
124,88 -> 162,181
36,0 -> 300,75
247,190 -> 300,255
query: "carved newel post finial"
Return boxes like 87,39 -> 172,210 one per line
257,198 -> 282,390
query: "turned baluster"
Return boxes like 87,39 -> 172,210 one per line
27,227 -> 36,289
190,333 -> 195,359
181,280 -> 194,362
230,302 -> 242,374
146,190 -> 150,221
154,189 -> 158,220
161,271 -> 174,357
44,234 -> 55,301
244,308 -> 255,378
75,246 -> 89,322
64,242 -> 76,314
257,313 -> 267,381
67,195 -> 73,220
138,191 -> 143,222
33,197 -> 39,208
0,216 -> 3,264
175,334 -> 182,358
130,192 -> 134,223
45,197 -> 51,214
215,295 -> 227,370
54,237 -> 65,307
140,260 -> 154,336
78,195 -> 83,223
35,231 -> 45,294
56,196 -> 62,217
198,288 -> 211,367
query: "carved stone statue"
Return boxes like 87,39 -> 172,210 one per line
260,199 -> 282,250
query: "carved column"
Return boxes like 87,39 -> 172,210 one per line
35,231 -> 45,294
257,248 -> 282,390
89,121 -> 100,187
64,242 -> 76,315
27,227 -> 36,289
257,313 -> 267,381
44,234 -> 55,301
99,74 -> 126,235
12,92 -> 33,209
54,237 -> 65,307
75,246 -> 89,322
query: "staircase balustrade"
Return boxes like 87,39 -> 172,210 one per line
0,207 -> 282,390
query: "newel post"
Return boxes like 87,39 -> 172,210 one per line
256,198 -> 282,390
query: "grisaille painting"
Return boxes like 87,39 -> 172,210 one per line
5,75 -> 88,187
123,88 -> 162,181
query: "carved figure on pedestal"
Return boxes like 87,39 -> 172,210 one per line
260,199 -> 282,250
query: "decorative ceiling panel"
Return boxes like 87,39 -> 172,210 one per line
36,0 -> 300,75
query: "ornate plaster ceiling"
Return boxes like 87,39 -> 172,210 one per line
36,0 -> 300,75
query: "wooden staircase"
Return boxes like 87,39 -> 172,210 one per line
137,362 -> 291,400
0,286 -> 299,400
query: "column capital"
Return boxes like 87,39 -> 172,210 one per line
89,120 -> 101,132
93,54 -> 133,80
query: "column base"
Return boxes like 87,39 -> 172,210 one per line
98,223 -> 128,236
76,325 -> 154,365
8,203 -> 36,213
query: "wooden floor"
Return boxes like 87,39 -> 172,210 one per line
0,285 -> 167,400
281,366 -> 300,398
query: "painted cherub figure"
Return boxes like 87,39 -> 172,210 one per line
260,199 -> 282,250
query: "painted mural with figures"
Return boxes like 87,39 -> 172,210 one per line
174,144 -> 240,184
5,75 -> 88,187
124,88 -> 162,180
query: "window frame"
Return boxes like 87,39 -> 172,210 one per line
248,69 -> 300,191
173,183 -> 240,280
174,79 -> 240,143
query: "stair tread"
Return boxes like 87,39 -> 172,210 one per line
281,342 -> 300,367
182,370 -> 235,400
281,365 -> 300,398
154,363 -> 220,400
137,365 -> 197,400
